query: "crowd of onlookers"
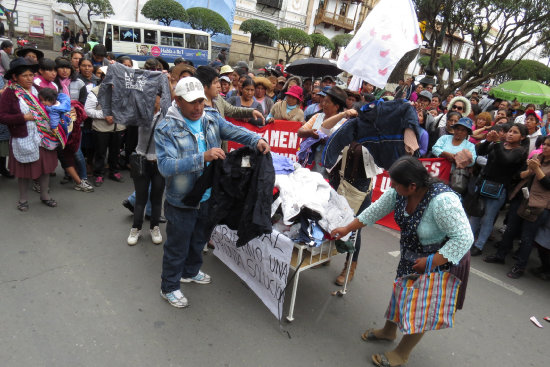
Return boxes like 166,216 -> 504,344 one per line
1,40 -> 549,284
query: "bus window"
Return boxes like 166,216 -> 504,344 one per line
186,34 -> 208,50
160,32 -> 172,46
90,22 -> 105,43
173,33 -> 184,47
113,26 -> 120,41
120,27 -> 141,43
144,29 -> 157,44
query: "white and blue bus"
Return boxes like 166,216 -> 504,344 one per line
89,19 -> 211,65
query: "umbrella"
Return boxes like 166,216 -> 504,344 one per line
285,57 -> 343,78
490,80 -> 550,104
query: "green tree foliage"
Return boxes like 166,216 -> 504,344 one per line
309,33 -> 333,57
57,0 -> 114,33
331,34 -> 353,58
140,0 -> 187,26
186,7 -> 231,38
493,59 -> 550,84
277,28 -> 312,64
413,0 -> 550,96
240,19 -> 278,62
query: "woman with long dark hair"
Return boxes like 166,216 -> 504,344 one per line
331,156 -> 473,367
469,123 -> 528,256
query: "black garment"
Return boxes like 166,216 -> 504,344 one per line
183,147 -> 275,247
123,125 -> 139,166
217,51 -> 227,64
0,21 -> 5,37
323,99 -> 421,171
476,141 -> 527,189
92,130 -> 122,176
132,160 -> 165,229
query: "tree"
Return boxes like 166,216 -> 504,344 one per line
309,33 -> 333,57
493,59 -> 550,84
239,19 -> 278,63
186,7 -> 231,38
331,34 -> 353,59
388,50 -> 420,83
140,0 -> 187,26
277,28 -> 312,64
57,0 -> 114,33
413,0 -> 550,96
0,0 -> 19,38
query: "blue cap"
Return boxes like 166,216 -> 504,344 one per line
454,117 -> 473,134
317,86 -> 332,96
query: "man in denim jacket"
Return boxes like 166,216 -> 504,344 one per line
155,77 -> 270,308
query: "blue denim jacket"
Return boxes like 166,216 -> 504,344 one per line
155,103 -> 261,209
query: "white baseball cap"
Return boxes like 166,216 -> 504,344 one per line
220,75 -> 231,83
174,77 -> 207,102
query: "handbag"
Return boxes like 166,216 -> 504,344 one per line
462,189 -> 485,217
130,119 -> 159,178
385,254 -> 462,334
450,168 -> 470,195
336,144 -> 369,214
479,179 -> 504,199
517,198 -> 544,222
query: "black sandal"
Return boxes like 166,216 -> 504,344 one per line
17,201 -> 29,212
41,198 -> 57,207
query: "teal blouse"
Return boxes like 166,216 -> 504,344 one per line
357,188 -> 473,264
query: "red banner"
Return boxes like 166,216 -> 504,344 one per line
371,158 -> 452,230
226,118 -> 303,161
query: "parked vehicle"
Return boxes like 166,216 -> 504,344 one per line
15,36 -> 37,50
90,19 -> 211,66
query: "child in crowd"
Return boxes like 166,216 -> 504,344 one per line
32,58 -> 58,97
38,88 -> 72,135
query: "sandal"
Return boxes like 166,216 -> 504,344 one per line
17,201 -> 29,212
372,353 -> 400,367
362,329 -> 395,342
41,198 -> 57,207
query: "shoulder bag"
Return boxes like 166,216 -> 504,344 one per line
130,119 -> 159,178
337,143 -> 369,214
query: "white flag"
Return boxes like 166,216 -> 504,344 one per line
337,0 -> 421,89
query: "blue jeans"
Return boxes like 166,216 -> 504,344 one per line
74,145 -> 87,181
128,190 -> 151,217
161,200 -> 209,293
469,188 -> 507,250
496,198 -> 549,268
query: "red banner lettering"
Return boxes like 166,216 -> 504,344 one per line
226,118 -> 303,161
371,158 -> 452,230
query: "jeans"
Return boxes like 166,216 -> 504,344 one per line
92,130 -> 122,177
496,198 -> 549,268
131,161 -> 164,230
469,188 -> 507,250
74,146 -> 87,180
128,190 -> 151,217
161,200 -> 210,293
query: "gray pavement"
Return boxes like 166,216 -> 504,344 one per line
1,170 -> 549,367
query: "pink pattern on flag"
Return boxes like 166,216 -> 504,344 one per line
343,54 -> 350,62
378,68 -> 388,76
380,49 -> 390,58
382,34 -> 392,41
370,28 -> 377,37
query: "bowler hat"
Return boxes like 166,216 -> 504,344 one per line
5,57 -> 39,80
15,47 -> 44,60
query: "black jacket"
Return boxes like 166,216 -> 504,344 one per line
183,147 -> 275,247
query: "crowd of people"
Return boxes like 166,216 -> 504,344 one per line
1,39 -> 549,367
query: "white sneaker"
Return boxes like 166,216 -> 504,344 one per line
150,226 -> 163,245
160,289 -> 189,308
180,270 -> 212,284
74,180 -> 94,192
127,228 -> 141,246
202,243 -> 209,253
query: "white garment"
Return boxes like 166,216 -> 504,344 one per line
273,166 -> 354,240
527,129 -> 542,153
11,99 -> 41,163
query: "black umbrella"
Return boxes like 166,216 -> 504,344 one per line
285,57 -> 343,78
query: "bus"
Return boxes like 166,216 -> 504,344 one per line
89,19 -> 211,66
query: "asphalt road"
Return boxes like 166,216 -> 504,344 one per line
0,168 -> 549,367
